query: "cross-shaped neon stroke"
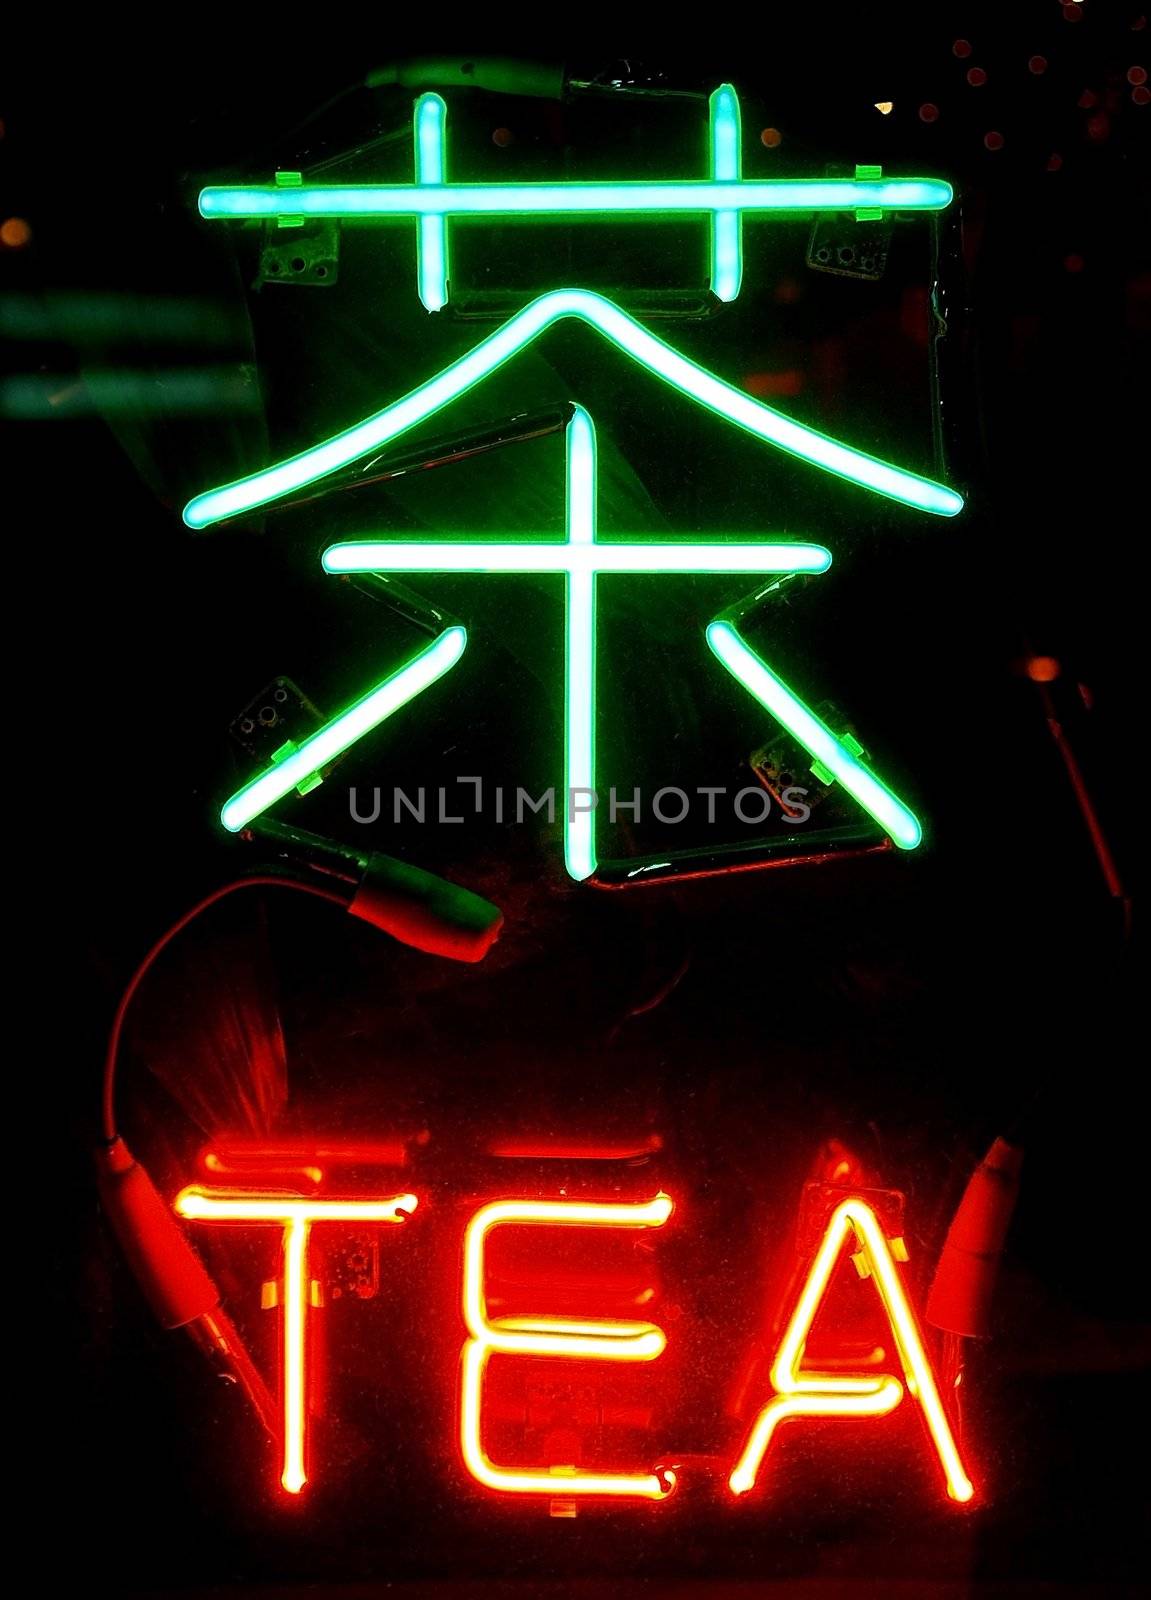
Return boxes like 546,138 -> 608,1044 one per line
183,290 -> 963,530
318,407 -> 923,879
199,85 -> 952,311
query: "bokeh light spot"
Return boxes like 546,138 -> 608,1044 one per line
0,216 -> 31,248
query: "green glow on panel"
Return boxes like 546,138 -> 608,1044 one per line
415,94 -> 449,312
709,85 -> 743,303
219,626 -> 467,832
199,177 -> 953,219
565,406 -> 597,882
705,620 -> 922,850
184,290 -> 963,528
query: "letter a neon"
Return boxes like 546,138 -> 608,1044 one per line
729,1197 -> 973,1503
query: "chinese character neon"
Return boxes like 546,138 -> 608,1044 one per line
190,92 -> 962,880
197,85 -> 952,311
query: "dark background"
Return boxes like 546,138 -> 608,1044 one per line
6,11 -> 1147,1595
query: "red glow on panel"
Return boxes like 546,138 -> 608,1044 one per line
743,370 -> 805,399
486,1136 -> 663,1160
202,1138 -> 411,1169
729,1197 -> 973,1504
175,1187 -> 417,1493
460,1195 -> 674,1499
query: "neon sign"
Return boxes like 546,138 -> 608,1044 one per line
190,86 -> 961,879
174,1181 -> 973,1508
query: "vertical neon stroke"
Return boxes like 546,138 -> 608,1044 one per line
174,1188 -> 418,1494
323,409 -> 832,880
183,290 -> 964,529
565,406 -> 597,881
729,1196 -> 974,1504
706,620 -> 922,850
460,1193 -> 675,1498
218,625 -> 466,833
709,85 -> 743,302
415,94 -> 449,312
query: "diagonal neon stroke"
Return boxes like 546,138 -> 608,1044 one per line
219,625 -> 466,833
183,290 -> 963,529
706,620 -> 922,849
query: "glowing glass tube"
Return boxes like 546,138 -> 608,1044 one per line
706,620 -> 923,850
729,1196 -> 974,1503
174,1187 -> 417,1493
183,290 -> 963,529
460,1193 -> 675,1499
414,94 -> 449,312
709,84 -> 743,302
219,626 -> 466,833
200,178 -> 954,220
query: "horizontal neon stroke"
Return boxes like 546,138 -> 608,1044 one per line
219,626 -> 466,833
706,620 -> 922,850
175,1190 -> 419,1222
322,541 -> 833,575
200,178 -> 954,219
183,290 -> 964,528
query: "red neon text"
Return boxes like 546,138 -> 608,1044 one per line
172,1187 -> 972,1506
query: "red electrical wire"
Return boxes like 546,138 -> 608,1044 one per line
101,874 -> 348,1144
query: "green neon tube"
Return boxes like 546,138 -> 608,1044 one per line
709,85 -> 743,303
322,541 -> 832,575
415,94 -> 449,312
565,406 -> 597,882
199,177 -> 953,219
706,620 -> 922,849
185,290 -> 963,528
219,626 -> 467,832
